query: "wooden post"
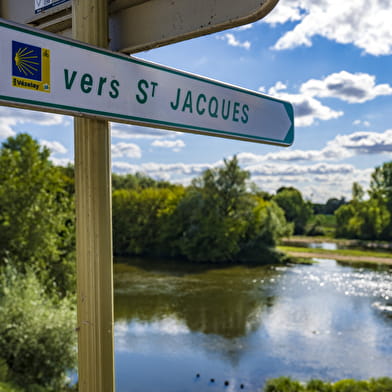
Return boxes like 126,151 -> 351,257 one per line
73,1 -> 115,391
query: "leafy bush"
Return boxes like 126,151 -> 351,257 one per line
263,377 -> 392,392
0,267 -> 76,391
264,377 -> 305,392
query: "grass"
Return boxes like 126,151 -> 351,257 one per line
278,245 -> 392,260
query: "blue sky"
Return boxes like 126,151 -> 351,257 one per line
1,0 -> 392,202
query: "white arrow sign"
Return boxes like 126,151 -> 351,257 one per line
0,18 -> 294,146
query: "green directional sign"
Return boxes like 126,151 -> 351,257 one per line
0,18 -> 294,146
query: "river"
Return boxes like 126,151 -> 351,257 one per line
113,254 -> 392,392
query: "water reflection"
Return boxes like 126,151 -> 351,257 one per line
113,258 -> 392,392
115,261 -> 280,339
309,242 -> 337,250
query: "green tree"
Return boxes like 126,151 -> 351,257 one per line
370,161 -> 392,201
369,161 -> 392,238
112,185 -> 184,256
166,157 -> 291,263
352,182 -> 365,202
238,197 -> 292,261
0,134 -> 75,295
166,188 -> 247,262
335,199 -> 390,240
335,161 -> 392,241
335,203 -> 357,238
273,187 -> 313,234
166,157 -> 252,262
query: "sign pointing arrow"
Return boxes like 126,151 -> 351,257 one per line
0,18 -> 294,146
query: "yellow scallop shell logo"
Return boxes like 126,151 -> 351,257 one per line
14,47 -> 40,77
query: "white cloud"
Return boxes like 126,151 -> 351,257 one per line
50,157 -> 73,167
300,71 -> 392,103
353,120 -> 371,128
246,162 -> 355,177
111,123 -> 180,139
328,129 -> 392,155
237,145 -> 347,164
238,129 -> 392,165
266,84 -> 343,127
0,121 -> 15,139
268,81 -> 287,95
40,140 -> 68,155
0,107 -> 67,139
264,70 -> 390,127
235,23 -> 254,31
265,0 -> 392,56
112,160 -> 217,180
112,161 -> 138,172
111,142 -> 142,158
152,139 -> 185,152
264,1 -> 305,25
250,164 -> 372,202
218,33 -> 251,49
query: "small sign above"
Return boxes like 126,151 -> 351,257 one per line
34,0 -> 70,14
0,18 -> 294,146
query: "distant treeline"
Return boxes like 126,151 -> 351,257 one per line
112,157 -> 294,263
111,158 -> 392,259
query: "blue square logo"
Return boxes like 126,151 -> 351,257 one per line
12,41 -> 42,82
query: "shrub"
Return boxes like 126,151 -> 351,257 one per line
263,378 -> 392,392
264,377 -> 305,392
0,267 -> 76,391
333,379 -> 370,392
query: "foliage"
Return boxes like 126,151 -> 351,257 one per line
306,215 -> 327,236
263,377 -> 392,392
0,134 -> 75,296
313,197 -> 346,215
163,157 -> 292,263
112,172 -> 174,190
112,156 -> 292,263
264,377 -> 305,391
166,189 -> 247,262
305,214 -> 337,237
0,267 -> 76,392
112,185 -> 185,256
274,187 -> 313,234
352,182 -> 365,202
335,161 -> 392,241
238,198 -> 292,262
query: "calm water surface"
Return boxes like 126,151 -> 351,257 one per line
113,256 -> 392,392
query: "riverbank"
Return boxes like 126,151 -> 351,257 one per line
282,236 -> 392,250
279,236 -> 392,266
